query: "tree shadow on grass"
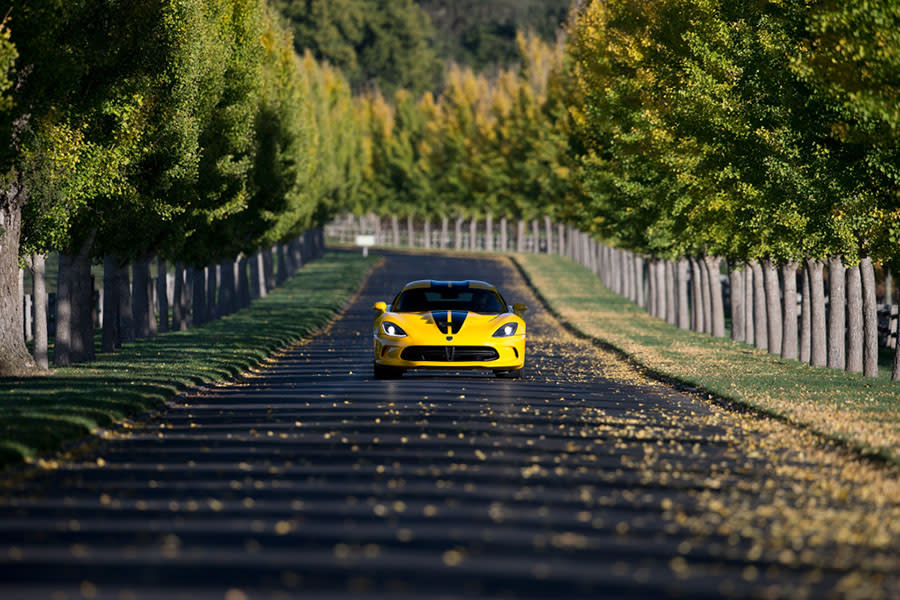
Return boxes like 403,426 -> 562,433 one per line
0,253 -> 378,469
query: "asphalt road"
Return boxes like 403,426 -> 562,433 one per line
1,252 -> 899,599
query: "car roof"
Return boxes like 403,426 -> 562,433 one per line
400,280 -> 497,292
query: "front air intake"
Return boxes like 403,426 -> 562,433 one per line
400,346 -> 499,362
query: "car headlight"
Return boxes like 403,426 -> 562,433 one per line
492,322 -> 518,337
382,322 -> 407,337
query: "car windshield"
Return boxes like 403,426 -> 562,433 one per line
393,288 -> 506,313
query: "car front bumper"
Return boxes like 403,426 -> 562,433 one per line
374,334 -> 525,370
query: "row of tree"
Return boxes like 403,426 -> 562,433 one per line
25,231 -> 321,370
564,0 -> 899,378
0,0 -> 367,376
354,1 -> 899,379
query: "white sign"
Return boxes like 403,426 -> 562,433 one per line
355,235 -> 376,256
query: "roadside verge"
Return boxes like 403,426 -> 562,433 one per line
0,252 -> 379,470
513,253 -> 900,465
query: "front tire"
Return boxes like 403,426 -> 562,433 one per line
374,362 -> 404,380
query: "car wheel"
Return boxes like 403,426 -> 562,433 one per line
374,362 -> 404,380
494,368 -> 523,379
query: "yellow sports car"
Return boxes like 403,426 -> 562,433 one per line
373,280 -> 526,379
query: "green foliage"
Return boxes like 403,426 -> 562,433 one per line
2,0 -> 370,268
793,0 -> 900,264
273,0 -> 441,95
566,0 -> 898,266
415,0 -> 571,71
0,13 -> 16,115
362,33 -> 573,224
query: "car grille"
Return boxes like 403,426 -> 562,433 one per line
400,346 -> 499,362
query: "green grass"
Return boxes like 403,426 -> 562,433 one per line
1,252 -> 378,470
515,253 -> 900,464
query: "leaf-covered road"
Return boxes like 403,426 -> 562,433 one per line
1,253 -> 899,599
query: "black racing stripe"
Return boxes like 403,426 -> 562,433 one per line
430,310 -> 469,335
429,280 -> 470,289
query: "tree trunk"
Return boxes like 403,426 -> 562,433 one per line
192,266 -> 207,325
456,217 -> 464,250
745,266 -> 755,346
544,216 -> 552,255
623,251 -> 633,301
799,265 -> 811,362
676,259 -> 690,329
249,252 -> 261,300
648,256 -> 658,316
218,258 -> 235,317
614,250 -> 625,297
699,257 -> 712,334
183,267 -> 194,328
780,262 -> 799,360
885,268 -> 895,305
276,244 -> 287,285
54,255 -> 73,366
588,238 -> 596,272
237,255 -> 250,309
807,258 -> 827,367
532,220 -> 540,253
485,214 -> 493,252
147,267 -> 157,337
516,219 -> 525,252
256,251 -> 267,298
424,219 -> 431,249
861,256 -> 878,377
441,217 -> 449,249
405,215 -> 414,248
68,242 -> 95,363
117,263 -> 135,344
372,214 -> 382,245
499,217 -> 508,252
729,265 -> 744,342
19,267 -> 25,343
263,248 -> 275,292
689,257 -> 704,332
846,263 -> 863,373
102,256 -> 120,352
577,232 -> 584,266
893,336 -> 900,381
207,263 -> 219,322
30,254 -> 49,369
157,259 -> 169,333
0,198 -> 38,375
470,218 -> 478,250
762,258 -> 782,353
636,256 -> 647,309
388,216 -> 398,247
172,263 -> 186,331
656,259 -> 667,319
557,223 -> 565,256
133,258 -> 152,338
706,256 -> 726,337
827,256 -> 846,369
751,260 -> 767,351
665,260 -> 677,325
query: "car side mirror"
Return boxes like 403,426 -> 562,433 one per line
513,303 -> 527,315
373,301 -> 387,315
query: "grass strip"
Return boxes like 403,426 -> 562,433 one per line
1,252 -> 378,470
514,253 -> 900,464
